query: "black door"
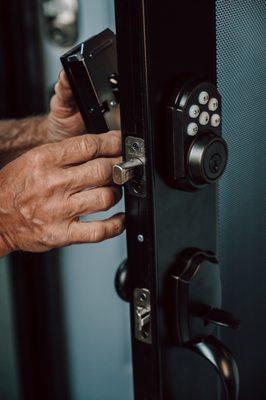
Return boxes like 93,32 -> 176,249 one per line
114,1 -> 266,399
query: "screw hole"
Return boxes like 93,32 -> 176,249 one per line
139,293 -> 147,302
131,142 -> 140,152
131,180 -> 142,194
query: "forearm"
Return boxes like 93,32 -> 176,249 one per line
0,116 -> 48,165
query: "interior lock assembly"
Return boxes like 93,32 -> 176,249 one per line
61,29 -> 120,134
166,80 -> 228,191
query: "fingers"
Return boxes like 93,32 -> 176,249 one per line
68,186 -> 122,217
68,213 -> 125,244
65,156 -> 122,192
54,131 -> 121,166
49,94 -> 79,118
54,70 -> 76,107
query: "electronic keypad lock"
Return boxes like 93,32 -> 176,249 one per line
167,80 -> 228,191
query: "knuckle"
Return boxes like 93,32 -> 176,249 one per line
94,160 -> 109,182
90,224 -> 105,243
80,135 -> 99,158
97,189 -> 114,211
39,227 -> 59,248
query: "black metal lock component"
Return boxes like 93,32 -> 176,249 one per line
61,29 -> 120,134
170,248 -> 240,400
167,80 -> 228,190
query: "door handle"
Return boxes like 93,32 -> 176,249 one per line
188,335 -> 239,400
170,248 -> 240,399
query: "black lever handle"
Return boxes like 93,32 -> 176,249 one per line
188,335 -> 239,400
204,308 -> 240,330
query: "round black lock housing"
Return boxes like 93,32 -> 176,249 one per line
188,132 -> 228,185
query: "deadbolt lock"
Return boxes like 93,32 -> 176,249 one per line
113,158 -> 143,185
113,136 -> 146,197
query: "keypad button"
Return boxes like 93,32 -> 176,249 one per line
198,91 -> 209,105
189,105 -> 200,118
211,114 -> 221,127
187,122 -> 199,136
199,111 -> 210,125
208,98 -> 219,111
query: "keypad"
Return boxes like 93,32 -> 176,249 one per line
189,105 -> 200,118
199,111 -> 210,126
198,91 -> 209,105
187,122 -> 199,136
208,98 -> 219,111
211,114 -> 221,127
185,83 -> 221,136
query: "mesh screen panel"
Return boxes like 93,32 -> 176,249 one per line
216,1 -> 266,399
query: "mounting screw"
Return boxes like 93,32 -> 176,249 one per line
137,234 -> 144,243
131,142 -> 140,152
139,292 -> 147,302
110,100 -> 117,107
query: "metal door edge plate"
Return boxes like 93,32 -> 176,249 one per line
125,136 -> 146,197
134,288 -> 152,344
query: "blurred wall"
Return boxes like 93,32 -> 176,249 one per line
0,258 -> 20,400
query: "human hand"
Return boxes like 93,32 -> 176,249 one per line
0,131 -> 124,257
42,70 -> 86,143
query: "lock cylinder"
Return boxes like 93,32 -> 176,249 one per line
188,132 -> 228,185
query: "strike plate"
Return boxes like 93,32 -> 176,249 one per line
134,288 -> 152,344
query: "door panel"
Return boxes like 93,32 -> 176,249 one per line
115,1 -> 222,399
113,0 -> 265,399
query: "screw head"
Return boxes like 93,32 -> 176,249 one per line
137,234 -> 144,243
139,293 -> 147,302
131,181 -> 142,194
131,142 -> 140,152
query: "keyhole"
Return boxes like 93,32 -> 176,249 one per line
209,153 -> 222,173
